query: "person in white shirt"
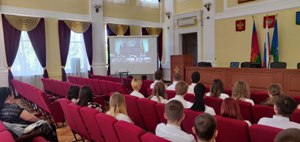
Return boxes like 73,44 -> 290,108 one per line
231,80 -> 255,105
193,113 -> 218,142
149,82 -> 168,103
191,83 -> 216,115
130,78 -> 144,98
275,128 -> 300,142
168,81 -> 193,108
187,72 -> 201,94
156,100 -> 196,142
258,95 -> 300,129
206,79 -> 229,100
150,70 -> 166,89
106,92 -> 133,123
167,73 -> 181,91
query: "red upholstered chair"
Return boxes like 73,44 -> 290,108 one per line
137,98 -> 160,132
95,113 -> 119,142
124,95 -> 145,128
141,80 -> 154,97
140,133 -> 171,142
0,122 -> 14,142
249,124 -> 282,142
293,95 -> 300,104
106,81 -> 116,94
205,85 -> 210,93
291,109 -> 300,124
68,103 -> 91,140
31,136 -> 48,142
90,79 -> 103,96
238,100 -> 254,123
182,109 -> 203,135
252,105 -> 275,124
224,88 -> 232,97
115,82 -> 127,94
147,88 -> 152,97
215,116 -> 250,142
250,92 -> 269,104
205,96 -> 222,115
114,121 -> 145,142
184,93 -> 195,103
79,107 -> 105,142
99,80 -> 109,95
165,90 -> 176,99
155,103 -> 167,123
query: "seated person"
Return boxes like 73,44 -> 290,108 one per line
106,92 -> 133,123
275,128 -> 300,142
220,98 -> 251,126
0,87 -> 57,141
206,79 -> 229,100
66,85 -> 80,103
130,78 -> 144,98
156,100 -> 196,142
187,72 -> 201,94
258,95 -> 300,129
191,83 -> 216,115
168,81 -> 193,108
193,113 -> 218,142
150,70 -> 167,89
231,80 -> 254,105
149,82 -> 168,104
167,73 -> 182,91
77,86 -> 103,112
261,83 -> 282,106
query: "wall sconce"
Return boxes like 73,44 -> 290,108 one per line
95,4 -> 102,13
165,12 -> 171,19
204,2 -> 211,11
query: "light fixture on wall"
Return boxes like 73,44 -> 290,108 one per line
165,12 -> 171,19
95,4 -> 102,13
204,2 -> 211,11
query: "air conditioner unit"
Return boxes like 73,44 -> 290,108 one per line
177,17 -> 197,27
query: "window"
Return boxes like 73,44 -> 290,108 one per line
105,0 -> 128,4
65,31 -> 90,76
11,32 -> 43,76
138,0 -> 159,8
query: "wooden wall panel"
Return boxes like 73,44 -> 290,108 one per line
285,70 -> 300,96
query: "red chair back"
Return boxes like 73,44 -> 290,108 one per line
252,105 -> 274,124
238,100 -> 253,123
95,113 -> 119,142
124,95 -> 145,128
114,121 -> 145,142
141,80 -> 154,97
115,82 -> 127,94
140,133 -> 171,142
205,96 -> 223,115
68,103 -> 90,140
249,124 -> 282,142
155,103 -> 167,123
165,90 -> 176,99
250,92 -> 269,104
291,109 -> 300,124
184,93 -> 195,102
137,98 -> 159,132
181,109 -> 203,135
58,99 -> 77,133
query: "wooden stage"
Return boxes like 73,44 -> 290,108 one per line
185,67 -> 300,96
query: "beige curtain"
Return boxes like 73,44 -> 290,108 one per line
107,23 -> 129,36
4,14 -> 40,31
145,27 -> 162,35
64,20 -> 91,33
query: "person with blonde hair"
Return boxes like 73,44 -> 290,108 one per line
106,92 -> 132,123
130,78 -> 144,98
167,73 -> 182,91
169,81 -> 193,108
261,83 -> 282,106
231,80 -> 254,105
149,82 -> 168,103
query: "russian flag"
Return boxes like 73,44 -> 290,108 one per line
263,18 -> 271,68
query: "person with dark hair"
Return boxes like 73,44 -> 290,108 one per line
66,86 -> 80,103
274,128 -> 300,142
167,73 -> 182,91
168,81 -> 193,108
191,84 -> 215,115
206,79 -> 229,100
220,98 -> 251,126
156,100 -> 196,142
193,113 -> 218,142
258,95 -> 300,129
188,72 -> 201,94
150,70 -> 166,89
149,82 -> 168,103
77,86 -> 102,112
261,83 -> 282,106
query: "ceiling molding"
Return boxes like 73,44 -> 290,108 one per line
104,17 -> 161,27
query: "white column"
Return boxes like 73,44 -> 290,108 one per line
90,0 -> 107,75
0,16 -> 8,87
203,0 -> 216,66
162,0 -> 175,81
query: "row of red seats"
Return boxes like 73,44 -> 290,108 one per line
58,98 -> 169,142
68,76 -> 128,96
41,78 -> 80,98
125,95 -> 283,142
0,121 -> 47,142
90,74 -> 122,82
12,80 -> 65,124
